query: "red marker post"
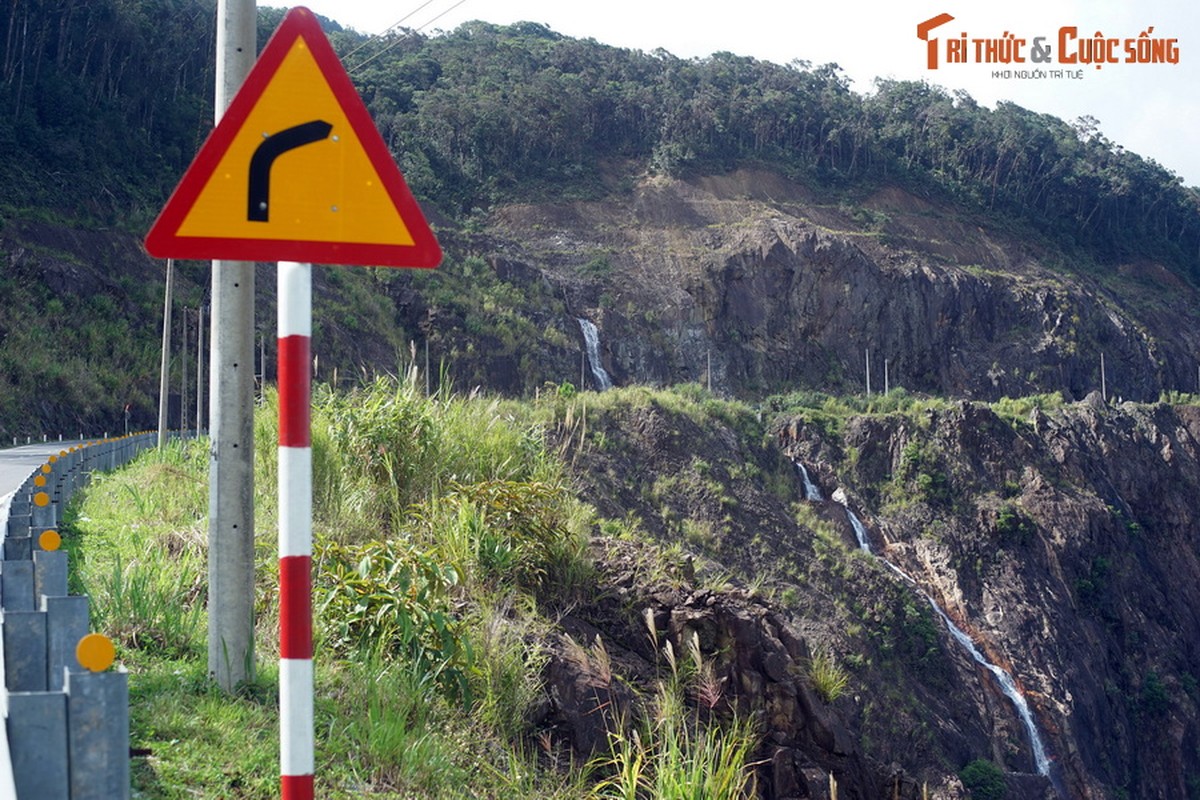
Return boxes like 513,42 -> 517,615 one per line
278,261 -> 314,798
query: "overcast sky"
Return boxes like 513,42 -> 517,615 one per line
261,0 -> 1199,186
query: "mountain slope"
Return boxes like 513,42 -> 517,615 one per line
566,388 -> 1200,798
473,169 -> 1200,401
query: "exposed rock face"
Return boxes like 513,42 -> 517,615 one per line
485,171 -> 1200,401
539,541 -> 926,799
560,391 -> 1200,798
562,393 -> 1029,797
782,398 -> 1200,799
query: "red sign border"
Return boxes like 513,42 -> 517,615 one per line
144,6 -> 441,268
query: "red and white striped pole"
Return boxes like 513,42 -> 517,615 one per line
278,260 -> 314,799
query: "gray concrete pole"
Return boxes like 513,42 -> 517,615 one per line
197,305 -> 205,437
157,259 -> 174,448
209,0 -> 257,692
181,307 -> 189,432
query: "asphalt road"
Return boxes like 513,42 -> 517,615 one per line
0,440 -> 85,514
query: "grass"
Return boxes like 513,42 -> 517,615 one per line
592,630 -> 760,800
807,648 -> 850,703
62,375 -> 763,798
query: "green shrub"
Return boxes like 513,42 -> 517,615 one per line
995,504 -> 1036,544
316,538 -> 472,705
1140,671 -> 1171,717
959,758 -> 1007,800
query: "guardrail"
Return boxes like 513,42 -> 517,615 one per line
1,432 -> 169,799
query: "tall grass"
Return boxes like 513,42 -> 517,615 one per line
591,630 -> 760,800
64,376 -> 772,798
808,647 -> 850,703
309,369 -> 562,543
66,439 -> 208,658
67,374 -> 610,797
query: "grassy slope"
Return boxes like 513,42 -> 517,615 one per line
63,377 -> 762,799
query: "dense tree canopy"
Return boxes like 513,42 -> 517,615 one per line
0,0 -> 218,220
3,2 -> 1198,280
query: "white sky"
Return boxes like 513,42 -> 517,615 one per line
262,0 -> 1200,185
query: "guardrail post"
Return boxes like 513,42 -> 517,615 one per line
33,551 -> 68,605
8,492 -> 30,518
0,562 -> 35,611
6,691 -> 69,800
65,668 -> 130,800
43,597 -> 88,693
30,501 -> 56,532
4,538 -> 31,562
2,610 -> 47,691
6,515 -> 31,538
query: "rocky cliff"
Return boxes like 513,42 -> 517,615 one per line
780,395 -> 1200,798
556,387 -> 1200,798
479,169 -> 1200,402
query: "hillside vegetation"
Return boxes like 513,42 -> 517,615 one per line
2,1 -> 1197,278
12,4 -> 1200,798
65,377 -> 771,798
67,376 -> 1200,798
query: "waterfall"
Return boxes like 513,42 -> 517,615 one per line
926,598 -> 1052,775
823,484 -> 1054,780
832,488 -> 871,553
794,461 -> 823,501
848,501 -> 1051,777
576,318 -> 613,391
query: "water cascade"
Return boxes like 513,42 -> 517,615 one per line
793,461 -> 823,501
825,486 -> 1054,779
832,488 -> 872,553
576,318 -> 613,391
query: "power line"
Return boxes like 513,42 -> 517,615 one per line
340,0 -> 441,63
347,0 -> 469,74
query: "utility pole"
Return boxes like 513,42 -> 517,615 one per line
181,308 -> 189,432
157,259 -> 175,448
209,0 -> 257,693
865,348 -> 871,396
197,305 -> 206,437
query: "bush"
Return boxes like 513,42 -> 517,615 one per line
316,538 -> 472,705
808,648 -> 850,702
995,504 -> 1035,544
959,758 -> 1007,800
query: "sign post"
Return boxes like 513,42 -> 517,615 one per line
277,260 -> 313,795
145,8 -> 441,797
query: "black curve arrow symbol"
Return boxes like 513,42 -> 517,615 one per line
247,120 -> 333,222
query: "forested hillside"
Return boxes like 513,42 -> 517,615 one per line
2,0 -> 1199,437
2,0 -> 1197,280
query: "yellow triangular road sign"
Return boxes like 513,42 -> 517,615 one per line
145,6 -> 440,268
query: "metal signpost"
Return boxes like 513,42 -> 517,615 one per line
144,7 -> 441,797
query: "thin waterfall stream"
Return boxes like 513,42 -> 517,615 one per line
576,318 -> 613,390
797,464 -> 1056,782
